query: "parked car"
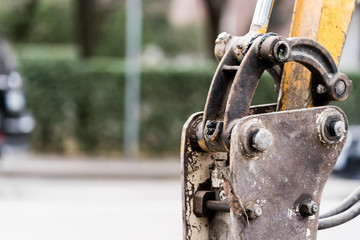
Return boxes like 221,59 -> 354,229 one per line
0,35 -> 35,154
333,125 -> 360,175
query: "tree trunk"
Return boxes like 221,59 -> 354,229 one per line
14,0 -> 39,41
75,0 -> 97,58
203,0 -> 226,57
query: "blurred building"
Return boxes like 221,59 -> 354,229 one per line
168,0 -> 207,27
168,0 -> 359,71
168,0 -> 294,36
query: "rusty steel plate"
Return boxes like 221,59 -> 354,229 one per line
228,106 -> 347,240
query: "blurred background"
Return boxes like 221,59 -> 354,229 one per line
0,0 -> 359,239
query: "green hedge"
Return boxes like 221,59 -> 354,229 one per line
0,0 -> 206,58
19,58 -> 360,156
22,60 -> 125,155
0,0 -> 73,43
21,59 -> 218,156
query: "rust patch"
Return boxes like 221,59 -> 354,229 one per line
217,166 -> 248,222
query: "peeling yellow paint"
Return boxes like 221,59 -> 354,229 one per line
317,0 -> 356,64
278,0 -> 356,111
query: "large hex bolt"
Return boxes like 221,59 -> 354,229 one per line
300,200 -> 318,217
251,128 -> 273,152
239,120 -> 273,157
193,191 -> 216,218
317,109 -> 347,144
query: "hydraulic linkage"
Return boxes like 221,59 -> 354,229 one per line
180,0 -> 358,239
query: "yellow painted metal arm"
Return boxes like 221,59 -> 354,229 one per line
278,0 -> 357,110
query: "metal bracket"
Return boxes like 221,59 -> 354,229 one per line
201,35 -> 352,153
181,106 -> 347,240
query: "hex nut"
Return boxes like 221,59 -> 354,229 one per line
238,119 -> 272,157
300,200 -> 318,217
328,73 -> 352,102
219,189 -> 227,202
317,108 -> 347,144
272,40 -> 290,63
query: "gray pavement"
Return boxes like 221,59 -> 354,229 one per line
0,153 -> 359,239
0,177 -> 182,240
0,153 -> 180,179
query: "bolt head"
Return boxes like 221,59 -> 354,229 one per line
194,191 -> 215,218
219,190 -> 227,202
246,202 -> 263,220
254,206 -> 263,217
334,80 -> 346,96
316,84 -> 327,94
217,32 -> 228,41
300,200 -> 318,217
332,121 -> 346,138
273,40 -> 290,63
252,128 -> 273,152
311,203 -> 318,214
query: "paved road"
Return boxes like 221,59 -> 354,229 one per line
0,177 -> 182,240
0,155 -> 359,239
318,176 -> 360,240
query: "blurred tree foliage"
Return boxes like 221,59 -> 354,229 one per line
17,56 -> 287,156
0,0 -> 73,43
95,0 -> 207,57
0,0 -> 207,58
2,0 -> 359,157
17,54 -> 360,156
20,59 -> 214,156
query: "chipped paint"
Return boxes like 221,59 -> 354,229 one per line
181,113 -> 212,239
278,0 -> 356,110
306,228 -> 311,237
288,208 -> 296,219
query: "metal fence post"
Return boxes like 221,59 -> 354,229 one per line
124,0 -> 142,160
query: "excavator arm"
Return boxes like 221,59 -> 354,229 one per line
181,0 -> 358,239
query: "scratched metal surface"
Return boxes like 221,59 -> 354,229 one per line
227,106 -> 347,240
